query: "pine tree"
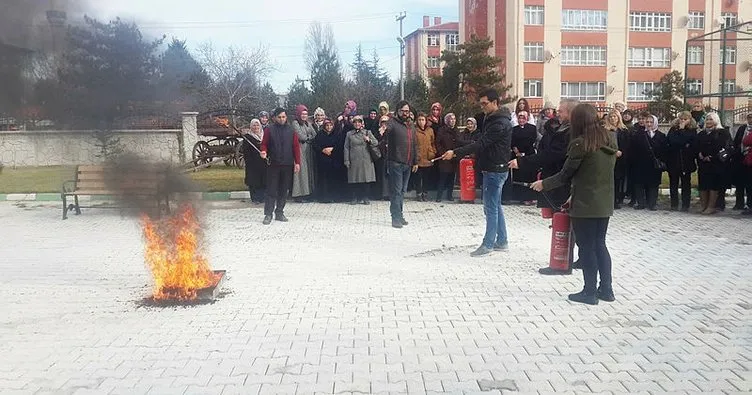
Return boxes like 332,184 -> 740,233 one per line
158,38 -> 209,112
647,71 -> 690,122
310,46 -> 345,116
285,77 -> 313,111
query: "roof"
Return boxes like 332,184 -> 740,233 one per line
405,22 -> 459,40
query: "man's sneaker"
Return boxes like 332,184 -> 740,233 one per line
400,218 -> 409,226
391,218 -> 403,228
493,242 -> 508,251
568,290 -> 599,305
470,245 -> 493,257
539,267 -> 572,275
597,287 -> 616,302
275,214 -> 289,222
262,215 -> 272,225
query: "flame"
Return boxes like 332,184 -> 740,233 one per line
141,204 -> 217,300
214,117 -> 230,128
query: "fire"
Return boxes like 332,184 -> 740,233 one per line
141,204 -> 218,300
214,117 -> 230,128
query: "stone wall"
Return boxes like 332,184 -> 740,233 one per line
0,113 -> 201,167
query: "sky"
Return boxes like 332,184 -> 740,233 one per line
89,0 -> 459,93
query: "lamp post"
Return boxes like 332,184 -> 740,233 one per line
396,12 -> 406,101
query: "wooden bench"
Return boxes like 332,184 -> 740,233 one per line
61,165 -> 170,220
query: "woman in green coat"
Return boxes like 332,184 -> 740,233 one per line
531,104 -> 618,305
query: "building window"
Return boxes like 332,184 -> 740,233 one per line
721,12 -> 737,27
561,82 -> 606,101
524,5 -> 544,25
524,42 -> 544,62
445,34 -> 459,52
719,79 -> 736,92
627,82 -> 657,101
562,9 -> 608,31
427,57 -> 440,69
628,47 -> 671,68
688,11 -> 705,30
560,46 -> 607,66
427,33 -> 439,47
524,80 -> 543,98
720,46 -> 736,64
686,80 -> 703,95
687,46 -> 704,64
630,12 -> 672,32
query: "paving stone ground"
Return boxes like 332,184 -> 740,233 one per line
0,199 -> 751,395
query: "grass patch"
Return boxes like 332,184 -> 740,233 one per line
0,166 -> 75,193
660,172 -> 699,188
186,166 -> 246,192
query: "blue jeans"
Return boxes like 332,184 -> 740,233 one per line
387,161 -> 411,219
482,171 -> 509,248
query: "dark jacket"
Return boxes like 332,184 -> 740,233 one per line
519,119 -> 571,208
542,136 -> 618,218
240,134 -> 267,188
612,128 -> 631,179
732,124 -> 752,185
630,129 -> 668,187
260,123 -> 301,166
666,126 -> 698,174
453,108 -> 513,172
696,128 -> 731,174
435,125 -> 460,173
313,128 -> 346,172
383,116 -> 418,166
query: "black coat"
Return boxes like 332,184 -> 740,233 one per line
435,126 -> 459,173
696,128 -> 732,190
519,119 -> 571,208
510,123 -> 538,183
612,128 -> 631,179
666,126 -> 698,174
454,108 -> 513,172
313,129 -> 346,173
732,125 -> 751,185
630,129 -> 668,187
240,134 -> 267,189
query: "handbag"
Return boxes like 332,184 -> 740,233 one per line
644,132 -> 666,171
366,131 -> 381,162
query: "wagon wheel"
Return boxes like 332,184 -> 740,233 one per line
223,138 -> 239,167
234,142 -> 245,169
192,141 -> 212,167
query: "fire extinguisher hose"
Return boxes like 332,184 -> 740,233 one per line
512,181 -> 559,210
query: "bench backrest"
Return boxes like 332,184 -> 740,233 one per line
74,165 -> 166,194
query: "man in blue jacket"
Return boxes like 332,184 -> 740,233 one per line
441,88 -> 513,256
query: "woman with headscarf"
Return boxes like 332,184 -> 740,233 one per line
313,118 -> 346,203
258,111 -> 270,130
413,112 -> 437,201
291,104 -> 317,202
630,114 -> 668,211
241,119 -> 268,204
603,109 -> 630,209
435,113 -> 460,202
364,108 -> 379,133
336,100 -> 357,134
697,112 -> 732,215
427,102 -> 444,130
374,115 -> 391,200
510,111 -> 538,204
666,111 -> 698,212
344,115 -> 380,205
312,107 -> 327,133
536,101 -> 556,146
511,98 -> 536,127
378,101 -> 391,118
621,109 -> 635,129
458,115 -> 483,190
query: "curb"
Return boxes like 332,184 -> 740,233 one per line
0,188 -> 736,202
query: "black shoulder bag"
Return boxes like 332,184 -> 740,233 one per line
644,132 -> 667,171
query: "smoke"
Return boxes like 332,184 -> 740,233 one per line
103,154 -> 205,219
0,0 -> 91,51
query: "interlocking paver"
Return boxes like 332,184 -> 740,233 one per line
0,201 -> 750,394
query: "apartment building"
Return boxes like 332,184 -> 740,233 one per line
460,0 -> 752,109
405,16 -> 460,82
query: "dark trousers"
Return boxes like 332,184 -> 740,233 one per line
388,161 -> 411,220
350,182 -> 369,201
615,177 -> 627,204
634,184 -> 659,209
668,171 -> 692,209
264,165 -> 293,216
248,186 -> 265,203
414,167 -> 431,195
317,170 -> 337,202
572,217 -> 612,294
436,170 -> 455,200
735,169 -> 752,208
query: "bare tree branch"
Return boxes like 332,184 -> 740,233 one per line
304,22 -> 337,74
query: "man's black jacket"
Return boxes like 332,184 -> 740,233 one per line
454,107 -> 513,172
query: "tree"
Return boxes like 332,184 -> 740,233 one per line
195,42 -> 271,112
347,46 -> 395,112
430,35 -> 513,119
398,75 -> 430,113
53,16 -> 164,129
257,82 -> 279,114
286,77 -> 313,110
647,71 -> 691,122
310,46 -> 345,116
158,38 -> 210,111
304,22 -> 337,74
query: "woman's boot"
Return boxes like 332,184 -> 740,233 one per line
703,191 -> 718,215
699,190 -> 709,213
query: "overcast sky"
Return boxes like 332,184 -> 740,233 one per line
89,0 -> 458,93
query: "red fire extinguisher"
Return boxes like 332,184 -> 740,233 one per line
459,157 -> 476,202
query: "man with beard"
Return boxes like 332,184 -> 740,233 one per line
259,108 -> 301,225
441,89 -> 513,257
381,100 -> 418,228
509,99 -> 579,273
